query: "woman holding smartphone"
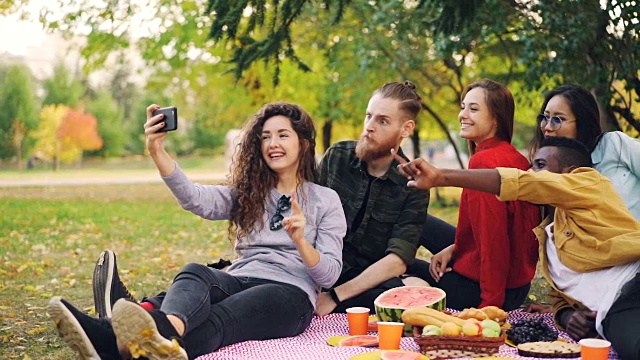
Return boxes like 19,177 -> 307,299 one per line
47,102 -> 346,360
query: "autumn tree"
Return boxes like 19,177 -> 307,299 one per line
0,64 -> 39,166
32,105 -> 67,169
57,108 -> 103,164
32,106 -> 103,169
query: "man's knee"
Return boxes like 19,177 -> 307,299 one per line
401,276 -> 430,287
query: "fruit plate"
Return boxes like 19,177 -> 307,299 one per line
327,335 -> 379,347
349,350 -> 428,360
412,326 -> 506,360
505,337 -> 568,348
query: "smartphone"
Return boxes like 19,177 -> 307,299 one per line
152,106 -> 178,132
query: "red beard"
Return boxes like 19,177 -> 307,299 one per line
355,134 -> 396,162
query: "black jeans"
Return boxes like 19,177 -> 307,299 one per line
331,276 -> 405,314
602,272 -> 640,360
406,258 -> 529,311
418,213 -> 457,255
409,214 -> 529,311
145,263 -> 314,359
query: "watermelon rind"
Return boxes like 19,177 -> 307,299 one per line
373,286 -> 446,336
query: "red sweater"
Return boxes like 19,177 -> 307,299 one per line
452,137 -> 540,308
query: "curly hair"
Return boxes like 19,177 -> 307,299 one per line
228,102 -> 317,244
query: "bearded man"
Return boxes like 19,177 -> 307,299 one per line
315,81 -> 431,315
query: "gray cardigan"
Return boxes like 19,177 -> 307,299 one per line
162,164 -> 346,307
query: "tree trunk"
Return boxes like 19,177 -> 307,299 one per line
322,120 -> 332,153
421,102 -> 466,169
55,142 -> 60,171
15,143 -> 22,171
410,129 -> 421,159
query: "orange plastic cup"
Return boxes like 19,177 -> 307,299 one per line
378,321 -> 404,350
579,338 -> 611,360
346,307 -> 370,335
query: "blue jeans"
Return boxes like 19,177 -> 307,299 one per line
145,263 -> 314,359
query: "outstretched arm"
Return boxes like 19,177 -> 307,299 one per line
393,154 -> 502,195
145,104 -> 176,176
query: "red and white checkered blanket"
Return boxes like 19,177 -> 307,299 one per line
197,309 -> 619,360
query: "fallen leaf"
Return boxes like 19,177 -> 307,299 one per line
26,327 -> 46,335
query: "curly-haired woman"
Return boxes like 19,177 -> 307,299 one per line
47,102 -> 347,359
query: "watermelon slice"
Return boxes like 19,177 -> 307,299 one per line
367,318 -> 378,332
380,350 -> 423,360
374,286 -> 446,336
337,335 -> 379,347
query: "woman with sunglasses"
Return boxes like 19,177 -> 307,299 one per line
47,102 -> 346,360
528,84 -> 640,220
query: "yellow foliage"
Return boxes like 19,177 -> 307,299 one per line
32,105 -> 68,160
32,105 -> 104,163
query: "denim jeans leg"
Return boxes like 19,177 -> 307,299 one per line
182,279 -> 313,358
160,263 -> 244,333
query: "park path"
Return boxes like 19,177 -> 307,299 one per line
0,150 -> 463,188
0,170 -> 229,187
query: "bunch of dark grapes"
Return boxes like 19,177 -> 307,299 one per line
507,317 -> 559,344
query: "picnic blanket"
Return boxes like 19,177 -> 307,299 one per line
197,309 -> 619,360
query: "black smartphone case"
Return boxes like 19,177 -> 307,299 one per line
153,106 -> 178,132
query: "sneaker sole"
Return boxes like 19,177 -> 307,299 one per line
112,300 -> 187,360
93,250 -> 115,318
47,296 -> 101,360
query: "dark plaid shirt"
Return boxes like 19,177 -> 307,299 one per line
318,140 -> 430,282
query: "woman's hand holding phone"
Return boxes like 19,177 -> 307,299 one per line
145,104 -> 176,176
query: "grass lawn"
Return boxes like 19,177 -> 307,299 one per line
0,180 -> 548,359
1,183 -> 234,359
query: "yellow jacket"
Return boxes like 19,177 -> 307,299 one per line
497,167 -> 640,272
497,167 -> 640,328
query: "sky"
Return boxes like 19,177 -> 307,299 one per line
0,13 -> 46,56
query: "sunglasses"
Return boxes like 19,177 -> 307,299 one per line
269,195 -> 291,231
537,114 -> 576,130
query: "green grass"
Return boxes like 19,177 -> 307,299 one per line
0,184 -> 232,359
0,178 -> 548,359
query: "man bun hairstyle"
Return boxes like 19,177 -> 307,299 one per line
540,136 -> 592,168
374,81 -> 422,119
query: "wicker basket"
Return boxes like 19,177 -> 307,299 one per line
412,326 -> 506,360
